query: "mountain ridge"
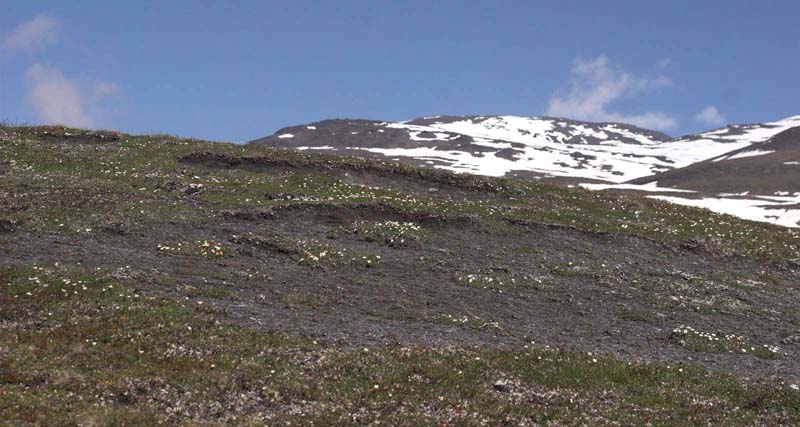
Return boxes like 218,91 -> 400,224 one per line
249,114 -> 800,182
631,126 -> 800,194
249,114 -> 800,227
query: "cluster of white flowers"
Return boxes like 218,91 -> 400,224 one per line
11,269 -> 123,300
298,242 -> 347,266
296,240 -> 380,268
272,176 -> 383,202
440,314 -> 501,330
672,325 -> 743,342
672,325 -> 780,357
624,205 -> 800,258
99,160 -> 127,177
457,273 -> 541,290
376,220 -> 421,233
460,274 -> 506,287
157,240 -> 226,257
667,294 -> 747,313
163,343 -> 213,358
349,220 -> 424,247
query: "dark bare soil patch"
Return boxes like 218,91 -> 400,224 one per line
26,126 -> 123,144
4,202 -> 799,383
263,201 -> 480,230
180,151 -> 518,201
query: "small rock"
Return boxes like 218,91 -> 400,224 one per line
781,334 -> 800,345
492,380 -> 511,393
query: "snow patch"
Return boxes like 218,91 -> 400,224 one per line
650,195 -> 800,228
408,131 -> 458,142
278,133 -> 294,139
379,115 -> 779,182
688,116 -> 800,144
295,146 -> 335,151
726,150 -> 775,161
579,182 -> 696,193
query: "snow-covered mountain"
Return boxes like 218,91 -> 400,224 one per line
251,116 -> 800,182
249,114 -> 800,227
624,126 -> 800,228
250,115 -> 800,183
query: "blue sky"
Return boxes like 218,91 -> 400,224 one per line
1,1 -> 798,142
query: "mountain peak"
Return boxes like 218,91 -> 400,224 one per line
250,114 -> 797,183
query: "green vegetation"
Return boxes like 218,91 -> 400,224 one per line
231,233 -> 380,268
157,240 -> 228,258
334,220 -> 427,247
1,264 -> 798,425
456,272 -> 545,290
2,125 -> 800,425
185,284 -> 233,300
280,291 -> 334,309
550,261 -> 607,278
620,307 -> 656,322
1,124 -> 799,261
672,326 -> 782,359
295,240 -> 380,268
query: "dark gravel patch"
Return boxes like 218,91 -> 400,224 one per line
3,201 -> 799,382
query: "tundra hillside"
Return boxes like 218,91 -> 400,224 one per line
1,125 -> 799,426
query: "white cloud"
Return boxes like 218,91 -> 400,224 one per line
2,14 -> 60,55
91,81 -> 121,102
24,64 -> 119,128
547,55 -> 678,131
619,111 -> 679,131
695,106 -> 726,127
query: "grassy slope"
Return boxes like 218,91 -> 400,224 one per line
2,126 -> 798,260
1,125 -> 799,425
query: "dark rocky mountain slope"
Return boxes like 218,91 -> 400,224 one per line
631,127 -> 800,195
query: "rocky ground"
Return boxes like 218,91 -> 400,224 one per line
2,125 -> 800,425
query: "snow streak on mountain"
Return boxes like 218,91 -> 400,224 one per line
251,115 -> 800,183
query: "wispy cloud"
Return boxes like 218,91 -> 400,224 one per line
695,106 -> 726,127
2,14 -> 60,55
7,14 -> 121,128
547,55 -> 678,131
91,81 -> 121,103
24,64 -> 119,128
